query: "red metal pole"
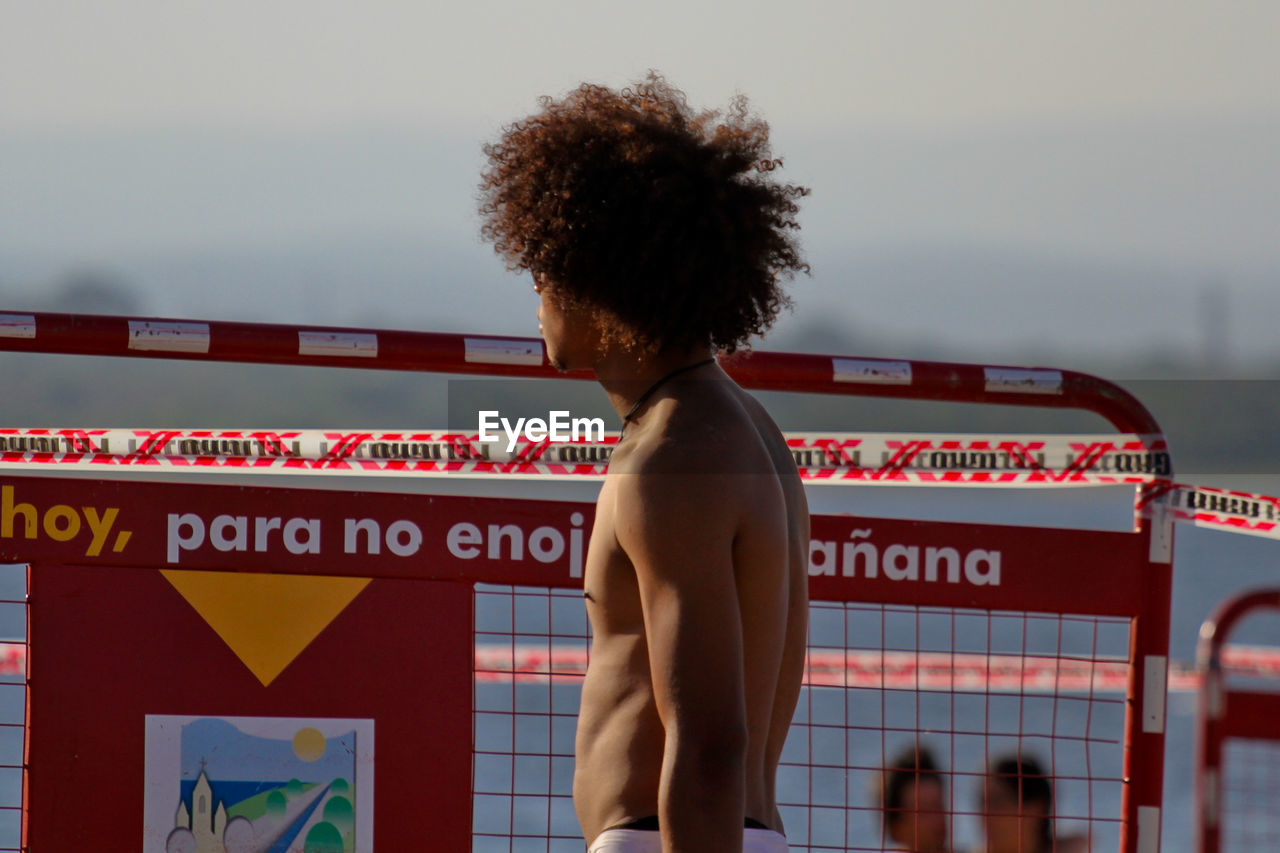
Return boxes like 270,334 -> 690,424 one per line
1120,514 -> 1175,853
1195,589 -> 1280,853
0,310 -> 1162,434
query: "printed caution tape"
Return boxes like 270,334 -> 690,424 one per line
0,427 -> 1170,478
0,428 -> 1276,543
1161,484 -> 1280,540
472,644 -> 1279,693
0,640 -> 1266,691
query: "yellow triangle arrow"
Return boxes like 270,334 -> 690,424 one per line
161,570 -> 371,687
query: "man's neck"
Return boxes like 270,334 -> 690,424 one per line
593,344 -> 718,424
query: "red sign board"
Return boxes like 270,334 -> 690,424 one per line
1,471 -> 1150,848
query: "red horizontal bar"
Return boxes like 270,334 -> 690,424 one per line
0,310 -> 1161,434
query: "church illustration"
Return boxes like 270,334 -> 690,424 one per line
166,762 -> 253,853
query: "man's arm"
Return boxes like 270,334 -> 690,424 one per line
614,469 -> 747,853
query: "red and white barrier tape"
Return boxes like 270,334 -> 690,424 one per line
0,643 -> 1274,689
0,427 -> 1168,478
0,642 -> 1268,689
475,644 -> 1276,692
0,428 -> 1275,542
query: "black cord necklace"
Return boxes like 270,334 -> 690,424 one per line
620,357 -> 717,434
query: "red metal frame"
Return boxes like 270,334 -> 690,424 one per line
0,310 -> 1160,433
0,310 -> 1174,851
1195,588 -> 1280,853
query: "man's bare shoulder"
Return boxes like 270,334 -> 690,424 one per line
609,434 -> 741,525
613,390 -> 776,476
607,406 -> 775,547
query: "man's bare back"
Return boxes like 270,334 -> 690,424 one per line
574,369 -> 810,851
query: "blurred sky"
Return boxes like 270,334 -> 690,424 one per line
3,1 -> 1279,366
6,1 -> 1277,131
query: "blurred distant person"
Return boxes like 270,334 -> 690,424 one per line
877,744 -> 950,852
980,755 -> 1087,853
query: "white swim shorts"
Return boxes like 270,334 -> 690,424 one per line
587,827 -> 789,852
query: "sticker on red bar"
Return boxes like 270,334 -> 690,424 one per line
464,337 -> 543,365
984,367 -> 1063,395
0,313 -> 36,339
832,357 -> 912,385
298,331 -> 378,358
127,321 -> 211,353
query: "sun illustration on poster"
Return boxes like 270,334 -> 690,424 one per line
294,727 -> 326,762
147,715 -> 371,853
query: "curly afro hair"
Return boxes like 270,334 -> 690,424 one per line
479,73 -> 809,355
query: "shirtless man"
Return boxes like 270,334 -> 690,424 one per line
479,74 -> 810,853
